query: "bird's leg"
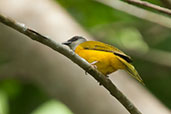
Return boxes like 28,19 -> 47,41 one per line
90,61 -> 98,68
85,61 -> 98,75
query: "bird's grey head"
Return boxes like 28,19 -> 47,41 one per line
62,36 -> 87,50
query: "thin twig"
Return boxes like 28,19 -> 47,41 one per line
0,14 -> 142,114
125,0 -> 171,15
96,0 -> 171,29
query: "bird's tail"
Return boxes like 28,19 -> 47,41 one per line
117,57 -> 145,85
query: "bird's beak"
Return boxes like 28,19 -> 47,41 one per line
62,41 -> 71,45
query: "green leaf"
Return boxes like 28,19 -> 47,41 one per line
31,100 -> 73,114
0,90 -> 9,114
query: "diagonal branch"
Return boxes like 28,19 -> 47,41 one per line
96,0 -> 171,29
0,14 -> 142,114
125,0 -> 171,15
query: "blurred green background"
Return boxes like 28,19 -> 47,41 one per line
57,0 -> 171,108
0,0 -> 171,113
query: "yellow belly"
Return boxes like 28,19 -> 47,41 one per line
75,46 -> 125,75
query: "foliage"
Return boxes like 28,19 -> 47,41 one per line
31,100 -> 73,114
0,0 -> 171,113
0,79 -> 72,114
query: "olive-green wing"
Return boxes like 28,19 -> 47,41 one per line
80,41 -> 132,63
117,57 -> 144,85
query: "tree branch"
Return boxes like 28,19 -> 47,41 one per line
0,14 -> 142,114
125,0 -> 171,15
96,0 -> 171,29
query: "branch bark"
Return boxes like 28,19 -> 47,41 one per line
0,14 -> 142,114
125,0 -> 171,15
96,0 -> 171,29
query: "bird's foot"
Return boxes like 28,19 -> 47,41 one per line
90,61 -> 98,69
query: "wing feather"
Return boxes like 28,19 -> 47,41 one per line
80,41 -> 132,63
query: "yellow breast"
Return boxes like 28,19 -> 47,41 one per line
75,45 -> 125,75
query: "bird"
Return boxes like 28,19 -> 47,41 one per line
62,36 -> 144,85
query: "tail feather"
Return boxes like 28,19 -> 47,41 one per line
117,57 -> 145,85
